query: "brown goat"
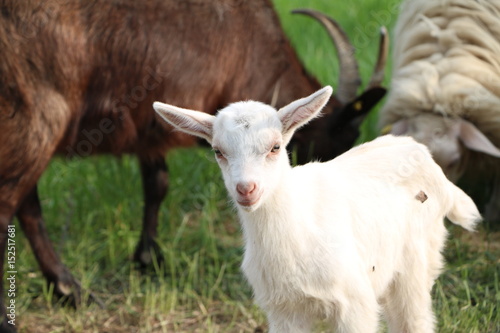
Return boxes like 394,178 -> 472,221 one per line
0,0 -> 387,330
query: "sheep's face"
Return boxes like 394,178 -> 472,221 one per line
211,102 -> 288,212
397,114 -> 465,181
390,113 -> 500,182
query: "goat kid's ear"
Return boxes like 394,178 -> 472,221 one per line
153,102 -> 215,143
278,86 -> 333,135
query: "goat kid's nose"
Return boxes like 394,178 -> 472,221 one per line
237,182 -> 257,196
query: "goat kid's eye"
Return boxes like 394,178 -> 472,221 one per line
213,148 -> 224,158
270,144 -> 281,153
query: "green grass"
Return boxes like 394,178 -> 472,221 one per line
15,0 -> 500,332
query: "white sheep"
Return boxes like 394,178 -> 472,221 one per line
153,86 -> 481,333
379,0 -> 500,222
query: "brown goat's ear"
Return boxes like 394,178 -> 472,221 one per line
344,87 -> 386,122
278,86 -> 333,138
329,87 -> 386,129
153,102 -> 215,143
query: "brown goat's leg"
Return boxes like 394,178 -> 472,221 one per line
16,186 -> 105,308
0,86 -> 88,327
133,157 -> 168,268
16,186 -> 80,303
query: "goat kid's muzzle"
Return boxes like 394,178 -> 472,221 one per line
235,182 -> 262,208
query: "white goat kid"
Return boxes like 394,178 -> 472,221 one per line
153,86 -> 481,333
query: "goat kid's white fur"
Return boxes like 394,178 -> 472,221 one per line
153,86 -> 481,333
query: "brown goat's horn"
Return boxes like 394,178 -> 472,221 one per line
292,9 -> 361,105
367,26 -> 389,89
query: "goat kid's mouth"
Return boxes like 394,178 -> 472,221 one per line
236,193 -> 262,208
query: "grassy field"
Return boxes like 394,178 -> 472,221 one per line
15,0 -> 500,332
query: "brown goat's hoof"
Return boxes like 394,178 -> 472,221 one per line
0,317 -> 17,333
68,278 -> 105,309
133,239 -> 164,270
51,275 -> 105,309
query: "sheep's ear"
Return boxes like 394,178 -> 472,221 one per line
458,119 -> 500,158
278,86 -> 333,136
153,102 -> 215,144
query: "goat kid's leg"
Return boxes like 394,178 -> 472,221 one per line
384,270 -> 436,332
333,293 -> 379,333
133,157 -> 168,268
383,228 -> 445,333
267,309 -> 313,333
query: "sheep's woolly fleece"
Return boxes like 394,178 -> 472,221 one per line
380,0 -> 500,145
